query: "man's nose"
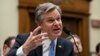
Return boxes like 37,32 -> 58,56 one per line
54,20 -> 59,25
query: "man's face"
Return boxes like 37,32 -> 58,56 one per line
3,39 -> 15,56
10,39 -> 15,48
40,9 -> 63,40
70,37 -> 82,53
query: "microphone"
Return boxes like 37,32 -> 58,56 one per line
63,27 -> 81,56
63,27 -> 74,35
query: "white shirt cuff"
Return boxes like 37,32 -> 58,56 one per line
16,46 -> 26,56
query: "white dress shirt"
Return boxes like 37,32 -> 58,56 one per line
16,36 -> 57,56
42,36 -> 57,56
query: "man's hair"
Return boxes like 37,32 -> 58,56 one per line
35,2 -> 62,22
96,42 -> 100,53
3,36 -> 16,47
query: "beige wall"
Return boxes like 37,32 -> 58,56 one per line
0,0 -> 100,54
0,0 -> 18,52
89,0 -> 100,52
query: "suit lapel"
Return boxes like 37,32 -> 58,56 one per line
56,38 -> 65,56
35,46 -> 42,56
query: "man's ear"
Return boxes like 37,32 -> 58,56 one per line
3,44 -> 8,51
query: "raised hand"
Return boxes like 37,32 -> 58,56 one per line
22,26 -> 48,55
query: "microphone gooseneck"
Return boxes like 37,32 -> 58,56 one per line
63,27 -> 81,56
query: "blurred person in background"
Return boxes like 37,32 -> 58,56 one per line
3,36 -> 16,56
96,42 -> 100,56
66,34 -> 83,56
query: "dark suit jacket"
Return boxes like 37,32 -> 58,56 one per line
7,33 -> 74,56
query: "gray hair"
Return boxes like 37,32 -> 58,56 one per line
35,2 -> 62,22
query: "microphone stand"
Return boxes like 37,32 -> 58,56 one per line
69,33 -> 81,56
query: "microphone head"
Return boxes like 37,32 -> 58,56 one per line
63,27 -> 73,35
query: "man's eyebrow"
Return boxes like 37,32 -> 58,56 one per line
47,17 -> 54,19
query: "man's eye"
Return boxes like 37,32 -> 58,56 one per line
48,19 -> 54,22
57,18 -> 61,21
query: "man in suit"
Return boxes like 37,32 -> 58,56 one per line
7,2 -> 74,56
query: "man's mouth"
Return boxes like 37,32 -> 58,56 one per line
53,28 -> 61,32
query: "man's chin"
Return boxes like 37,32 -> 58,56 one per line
53,33 -> 61,37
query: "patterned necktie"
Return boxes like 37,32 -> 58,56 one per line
49,41 -> 55,56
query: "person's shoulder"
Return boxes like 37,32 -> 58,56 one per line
58,37 -> 73,46
58,37 -> 70,42
17,33 -> 30,38
16,33 -> 30,41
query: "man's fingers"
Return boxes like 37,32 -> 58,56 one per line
34,32 -> 48,40
32,26 -> 41,35
35,37 -> 48,46
29,32 -> 33,38
28,32 -> 48,41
